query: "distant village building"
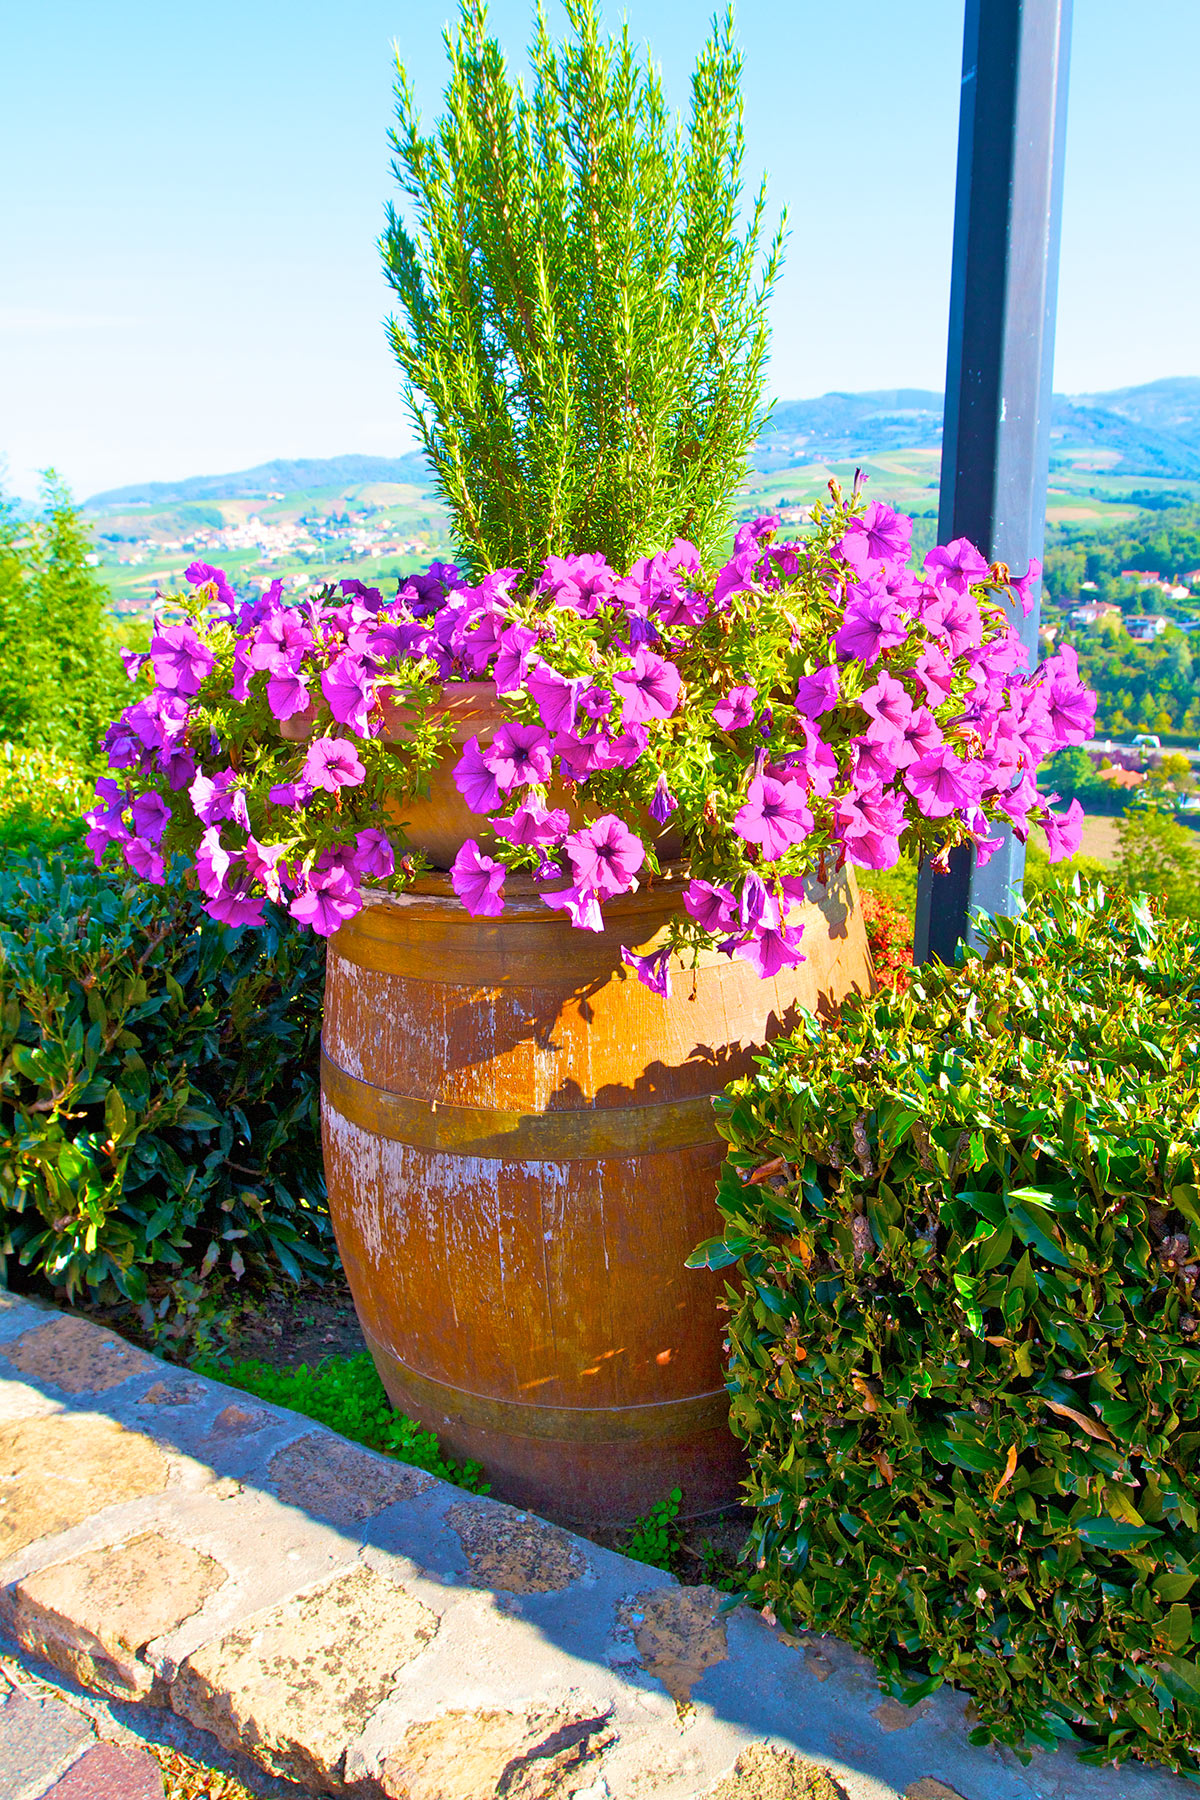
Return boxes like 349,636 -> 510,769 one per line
1067,599 -> 1122,629
1121,569 -> 1161,586
1126,614 -> 1168,642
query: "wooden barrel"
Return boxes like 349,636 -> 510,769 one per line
321,871 -> 872,1524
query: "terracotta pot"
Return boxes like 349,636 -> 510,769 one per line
321,869 -> 874,1525
281,682 -> 681,870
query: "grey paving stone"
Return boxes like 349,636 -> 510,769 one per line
36,1739 -> 165,1800
0,1669 -> 95,1800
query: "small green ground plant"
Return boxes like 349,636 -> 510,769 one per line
623,1487 -> 684,1571
195,1350 -> 488,1493
0,844 -> 329,1338
692,883 -> 1200,1778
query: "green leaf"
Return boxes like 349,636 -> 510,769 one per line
1074,1517 -> 1164,1551
686,1236 -> 753,1271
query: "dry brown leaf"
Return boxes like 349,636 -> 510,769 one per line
747,1155 -> 786,1185
991,1441 -> 1018,1501
851,1373 -> 879,1414
873,1449 -> 896,1485
1040,1397 -> 1115,1445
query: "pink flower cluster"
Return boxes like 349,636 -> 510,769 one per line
88,502 -> 1096,987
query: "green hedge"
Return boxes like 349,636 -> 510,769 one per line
0,844 -> 330,1339
693,884 -> 1200,1777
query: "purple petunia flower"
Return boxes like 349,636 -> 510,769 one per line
493,800 -> 571,847
196,826 -> 233,899
448,841 -> 505,917
905,746 -> 983,819
578,684 -> 614,723
184,562 -> 237,609
621,945 -> 673,998
206,874 -> 267,929
483,722 -> 553,791
1040,797 -> 1084,862
613,648 -> 681,726
289,866 -> 362,937
124,837 -> 165,886
349,828 -> 395,881
188,768 -> 238,826
527,664 -> 582,733
267,657 -> 311,723
924,538 -> 990,594
738,872 -> 777,932
1009,556 -> 1042,617
683,879 -> 738,936
538,552 -> 619,619
103,717 -> 148,772
565,814 -> 645,898
888,706 -> 943,771
860,671 -> 914,736
244,836 -> 287,903
453,736 -> 504,814
120,647 -> 149,682
923,588 -> 984,658
732,918 -> 806,980
712,684 -> 757,731
712,545 -> 759,610
541,881 -> 605,932
150,622 -> 216,697
131,791 -> 171,844
321,652 -> 374,737
339,578 -> 384,609
302,736 -> 366,794
733,772 -> 814,861
649,774 -> 678,825
834,591 -> 909,666
836,502 -> 912,573
493,624 -> 542,694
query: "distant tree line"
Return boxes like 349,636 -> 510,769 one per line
0,476 -> 127,761
1044,503 -> 1200,612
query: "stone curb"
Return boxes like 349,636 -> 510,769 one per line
0,1292 -> 1191,1800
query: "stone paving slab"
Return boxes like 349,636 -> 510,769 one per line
0,1291 -> 1196,1800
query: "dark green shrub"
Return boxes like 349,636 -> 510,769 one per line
0,846 -> 330,1334
692,883 -> 1200,1777
0,742 -> 92,859
194,1351 -> 488,1493
0,477 -> 127,760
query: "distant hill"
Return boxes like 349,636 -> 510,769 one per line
752,378 -> 1200,480
752,389 -> 945,472
1070,376 -> 1200,450
85,451 -> 432,508
84,378 -> 1200,508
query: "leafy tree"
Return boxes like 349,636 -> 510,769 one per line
1116,806 -> 1200,921
382,0 -> 784,577
0,474 -> 125,762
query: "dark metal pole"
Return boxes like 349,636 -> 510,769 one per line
914,0 -> 1073,964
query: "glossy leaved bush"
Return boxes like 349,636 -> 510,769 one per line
691,883 -> 1200,1775
0,845 -> 330,1332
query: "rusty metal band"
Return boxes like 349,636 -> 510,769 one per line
328,912 -> 730,987
364,1337 -> 732,1445
321,1050 -> 721,1160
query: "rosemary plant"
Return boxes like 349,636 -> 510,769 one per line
382,0 -> 784,577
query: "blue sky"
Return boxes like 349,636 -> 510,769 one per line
1,0 -> 1196,500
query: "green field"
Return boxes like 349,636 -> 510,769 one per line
90,449 -> 1200,615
